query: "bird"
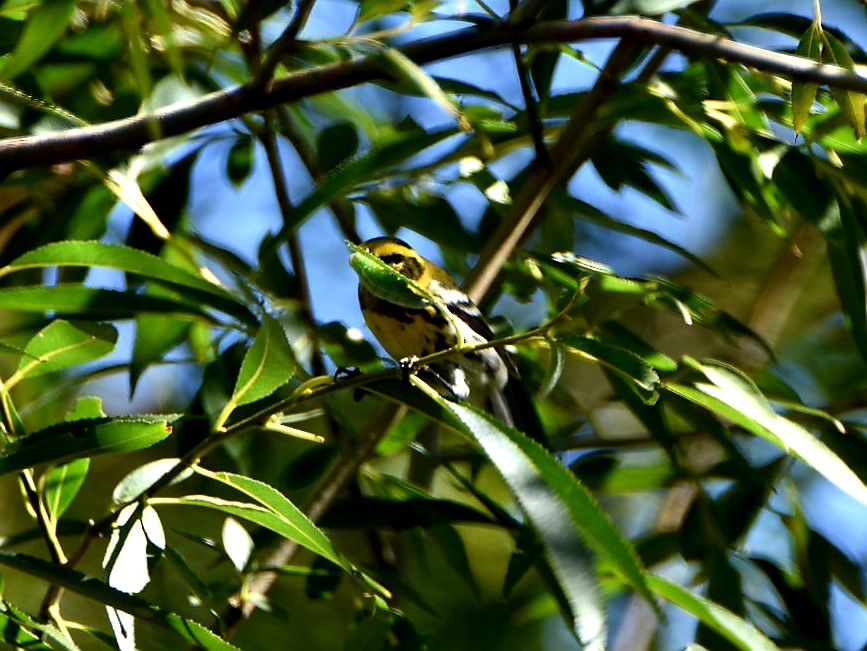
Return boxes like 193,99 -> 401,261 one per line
354,236 -> 514,425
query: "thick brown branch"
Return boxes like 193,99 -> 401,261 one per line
0,16 -> 862,171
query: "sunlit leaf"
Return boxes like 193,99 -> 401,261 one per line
188,468 -> 355,575
0,417 -> 175,476
9,320 -> 117,388
822,32 -> 866,140
433,398 -> 658,645
648,575 -> 779,651
667,359 -> 867,506
222,517 -> 254,572
0,241 -> 256,326
216,317 -> 296,428
41,458 -> 89,523
792,23 -> 822,134
112,458 -> 193,504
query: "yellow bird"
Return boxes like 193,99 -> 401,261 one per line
356,237 -> 514,425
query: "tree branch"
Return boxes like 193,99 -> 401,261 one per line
1,16 -> 862,172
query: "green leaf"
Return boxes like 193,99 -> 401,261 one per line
0,600 -> 75,650
667,359 -> 867,506
226,136 -> 254,188
215,317 -> 295,429
0,286 -> 219,323
0,417 -> 175,476
188,467 -> 354,574
0,551 -> 240,651
822,32 -> 866,140
792,23 -> 821,134
317,121 -> 359,173
373,46 -> 470,131
560,193 -> 715,274
112,458 -> 193,504
358,0 -> 411,23
561,335 -> 660,393
0,241 -> 256,326
435,399 -> 658,644
131,312 -> 191,393
830,201 -> 867,367
590,139 -> 679,213
276,125 -> 458,237
349,242 -> 430,309
647,575 -> 780,651
0,0 -> 78,80
9,320 -> 117,387
41,458 -> 89,523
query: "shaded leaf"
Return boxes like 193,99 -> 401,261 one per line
226,136 -> 254,188
0,551 -> 240,651
0,0 -> 78,80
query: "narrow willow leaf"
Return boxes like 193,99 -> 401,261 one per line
561,335 -> 659,392
561,194 -> 715,273
0,551 -> 240,651
219,318 -> 295,428
833,201 -> 867,366
349,242 -> 429,309
0,417 -> 174,476
792,23 -> 822,134
131,311 -> 191,393
358,0 -> 411,23
0,286 -> 218,323
173,495 -> 353,572
0,0 -> 78,80
822,32 -> 866,140
436,399 -> 659,645
375,46 -> 470,131
278,126 -> 458,236
103,504 -> 165,651
42,458 -> 89,523
191,467 -> 352,573
667,359 -> 867,506
112,458 -> 192,504
647,575 -> 780,651
0,601 -> 75,651
0,241 -> 256,326
9,320 -> 117,388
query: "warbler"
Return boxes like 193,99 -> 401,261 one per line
355,237 -> 515,425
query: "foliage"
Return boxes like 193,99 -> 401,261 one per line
0,0 -> 865,649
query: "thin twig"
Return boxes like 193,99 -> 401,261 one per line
252,0 -> 319,88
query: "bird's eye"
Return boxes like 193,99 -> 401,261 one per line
380,253 -> 407,267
